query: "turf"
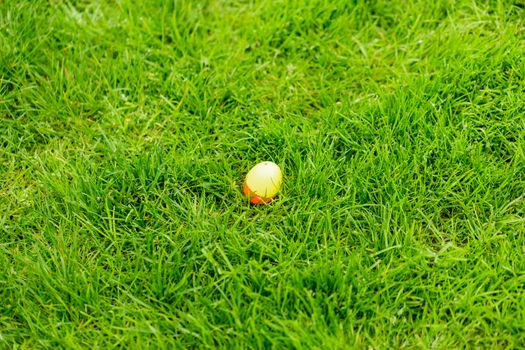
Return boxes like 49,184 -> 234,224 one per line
1,0 -> 525,348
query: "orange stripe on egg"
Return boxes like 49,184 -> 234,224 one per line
243,182 -> 273,204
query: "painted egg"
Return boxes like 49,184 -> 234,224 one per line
243,161 -> 282,204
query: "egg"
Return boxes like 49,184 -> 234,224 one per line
243,161 -> 282,204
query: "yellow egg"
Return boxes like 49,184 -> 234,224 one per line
243,161 -> 282,204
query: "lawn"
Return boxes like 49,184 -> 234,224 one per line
1,0 -> 525,348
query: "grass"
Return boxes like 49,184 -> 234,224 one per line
1,0 -> 525,348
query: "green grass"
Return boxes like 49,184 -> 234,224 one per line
2,0 -> 525,348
